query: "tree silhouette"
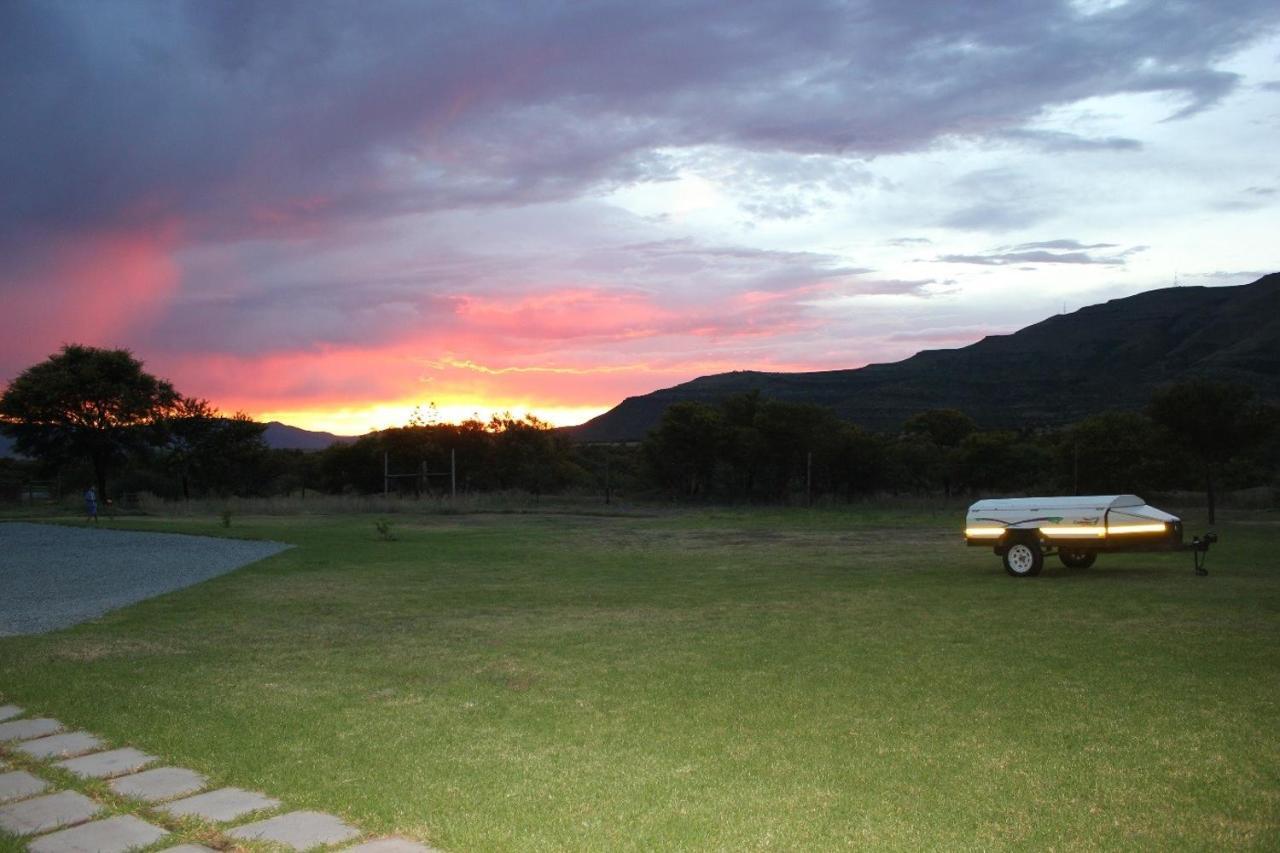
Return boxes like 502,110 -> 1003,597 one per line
904,409 -> 977,496
1147,380 -> 1274,524
0,345 -> 180,499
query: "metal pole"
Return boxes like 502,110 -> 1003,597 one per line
1073,442 -> 1079,496
383,450 -> 389,498
450,448 -> 456,499
806,451 -> 813,507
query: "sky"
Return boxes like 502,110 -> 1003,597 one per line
2,1 -> 1279,434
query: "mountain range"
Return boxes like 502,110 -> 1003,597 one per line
2,274 -> 1276,457
570,272 -> 1280,441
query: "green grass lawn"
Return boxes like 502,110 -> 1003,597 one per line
1,506 -> 1278,850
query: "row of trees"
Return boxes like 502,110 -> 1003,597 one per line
2,346 -> 1277,519
640,386 -> 1278,521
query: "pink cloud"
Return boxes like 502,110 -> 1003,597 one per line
453,288 -> 676,340
0,227 -> 181,375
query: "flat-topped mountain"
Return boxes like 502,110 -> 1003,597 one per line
571,272 -> 1280,441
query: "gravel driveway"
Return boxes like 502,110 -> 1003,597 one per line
0,522 -> 291,636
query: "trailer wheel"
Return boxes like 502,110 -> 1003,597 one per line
1002,540 -> 1043,577
1059,548 -> 1096,569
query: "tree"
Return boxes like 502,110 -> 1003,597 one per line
903,409 -> 976,497
957,430 -> 1052,493
643,402 -> 725,498
0,345 -> 180,499
1056,411 -> 1174,496
164,397 -> 269,498
488,413 -> 578,495
1147,380 -> 1274,524
904,409 -> 977,448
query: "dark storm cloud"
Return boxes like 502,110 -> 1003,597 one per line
3,0 -> 1279,244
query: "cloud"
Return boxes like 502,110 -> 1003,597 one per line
1010,239 -> 1120,251
939,243 -> 1137,265
0,227 -> 181,376
4,0 -> 1278,243
940,203 -> 1053,232
938,168 -> 1057,231
1187,269 -> 1273,283
996,129 -> 1143,152
1211,185 -> 1280,210
940,250 -> 1113,265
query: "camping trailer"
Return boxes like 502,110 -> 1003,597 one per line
964,494 -> 1215,577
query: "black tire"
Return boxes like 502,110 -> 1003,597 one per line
1059,548 -> 1097,569
1002,539 -> 1043,577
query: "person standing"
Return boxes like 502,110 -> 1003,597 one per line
84,486 -> 97,523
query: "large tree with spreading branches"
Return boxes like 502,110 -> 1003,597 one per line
0,345 -> 181,499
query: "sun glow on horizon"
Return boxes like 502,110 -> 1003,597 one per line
251,400 -> 612,436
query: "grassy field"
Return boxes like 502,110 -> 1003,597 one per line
1,505 -> 1277,850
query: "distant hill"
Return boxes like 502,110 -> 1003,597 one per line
0,421 -> 352,458
571,272 -> 1280,441
262,421 -> 354,451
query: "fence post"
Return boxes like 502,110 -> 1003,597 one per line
806,451 -> 813,507
383,451 -> 389,498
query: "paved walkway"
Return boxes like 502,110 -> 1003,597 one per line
0,703 -> 438,852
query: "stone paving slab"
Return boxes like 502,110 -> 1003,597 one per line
0,770 -> 49,803
0,705 -> 22,721
229,810 -> 361,849
15,732 -> 104,760
0,790 -> 99,835
0,717 -> 63,742
57,747 -> 155,779
346,838 -> 440,853
159,845 -> 217,853
109,767 -> 206,803
28,814 -> 168,853
162,787 -> 279,822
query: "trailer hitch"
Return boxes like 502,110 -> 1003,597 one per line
1190,532 -> 1217,576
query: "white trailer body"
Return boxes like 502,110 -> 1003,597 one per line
964,494 -> 1212,577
